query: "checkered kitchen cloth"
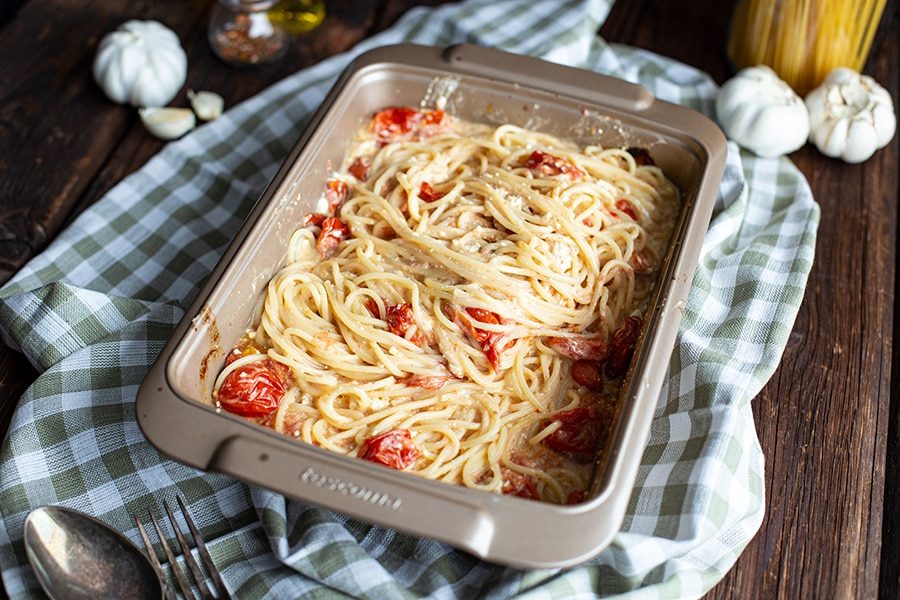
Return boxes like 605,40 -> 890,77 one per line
0,0 -> 819,597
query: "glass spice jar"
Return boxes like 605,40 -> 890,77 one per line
209,0 -> 289,67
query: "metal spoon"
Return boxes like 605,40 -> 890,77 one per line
23,506 -> 164,600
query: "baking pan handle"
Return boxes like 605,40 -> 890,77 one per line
441,44 -> 654,111
208,435 -> 497,557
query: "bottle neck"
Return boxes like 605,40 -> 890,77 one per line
217,0 -> 279,11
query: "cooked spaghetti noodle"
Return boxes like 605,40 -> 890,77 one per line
212,107 -> 680,504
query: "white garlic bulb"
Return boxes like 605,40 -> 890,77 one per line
188,90 -> 225,121
805,67 -> 896,163
139,107 -> 196,140
715,65 -> 810,158
93,20 -> 188,108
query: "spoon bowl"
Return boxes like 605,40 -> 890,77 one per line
24,506 -> 164,600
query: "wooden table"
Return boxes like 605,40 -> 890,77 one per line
1,1 -> 897,598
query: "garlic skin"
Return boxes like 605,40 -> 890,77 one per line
139,107 -> 196,140
715,65 -> 810,158
805,68 -> 896,164
188,90 -> 225,121
93,20 -> 188,108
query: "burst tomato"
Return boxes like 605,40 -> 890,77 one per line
386,303 -> 415,336
400,374 -> 455,390
372,107 -> 420,143
566,490 -> 588,505
303,212 -> 326,228
360,429 -> 420,470
543,408 -> 604,463
325,180 -> 348,213
462,307 -> 512,371
364,297 -> 381,318
547,336 -> 608,361
217,361 -> 286,417
315,217 -> 349,258
626,147 -> 655,167
630,251 -> 654,274
420,109 -> 446,127
348,156 -> 370,181
616,199 -> 638,220
606,316 -> 643,377
571,360 -> 604,391
501,469 -> 540,500
419,182 -> 446,202
524,150 -> 585,179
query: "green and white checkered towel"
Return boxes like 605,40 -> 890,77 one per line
0,0 -> 819,597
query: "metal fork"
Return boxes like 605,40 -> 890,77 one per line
133,496 -> 233,600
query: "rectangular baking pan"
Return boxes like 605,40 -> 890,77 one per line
137,43 -> 726,568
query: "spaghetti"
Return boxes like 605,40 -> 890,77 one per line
727,0 -> 888,94
212,107 -> 680,504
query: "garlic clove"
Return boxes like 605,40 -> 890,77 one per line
139,107 -> 196,140
815,119 -> 848,159
873,104 -> 897,147
188,89 -> 224,121
843,120 -> 879,164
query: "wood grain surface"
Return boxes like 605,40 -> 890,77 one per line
1,1 -> 898,598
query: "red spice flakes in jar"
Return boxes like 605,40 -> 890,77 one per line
209,0 -> 289,67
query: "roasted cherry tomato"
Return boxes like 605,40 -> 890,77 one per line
571,360 -> 604,391
418,182 -> 446,202
501,469 -> 540,500
547,335 -> 608,361
315,216 -> 349,258
626,147 -> 655,167
524,150 -> 585,179
616,199 -> 638,220
566,490 -> 588,505
372,107 -> 420,143
543,407 -> 604,463
606,316 -> 643,377
360,429 -> 420,470
464,307 -> 500,331
400,374 -> 455,390
217,361 -> 286,417
462,307 -> 513,371
386,303 -> 415,336
303,212 -> 326,228
364,297 -> 381,318
630,250 -> 654,274
420,109 -> 447,127
325,180 -> 348,213
348,156 -> 370,181
386,303 -> 425,345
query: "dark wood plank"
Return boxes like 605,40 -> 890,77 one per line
63,0 -> 391,225
877,8 -> 900,599
0,0 -> 213,283
603,1 -> 897,598
0,1 -> 26,27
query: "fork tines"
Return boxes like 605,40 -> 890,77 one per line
133,496 -> 232,600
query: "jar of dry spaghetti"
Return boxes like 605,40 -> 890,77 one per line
209,0 -> 289,67
727,0 -> 888,94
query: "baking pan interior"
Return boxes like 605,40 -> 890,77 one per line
165,59 -> 708,502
